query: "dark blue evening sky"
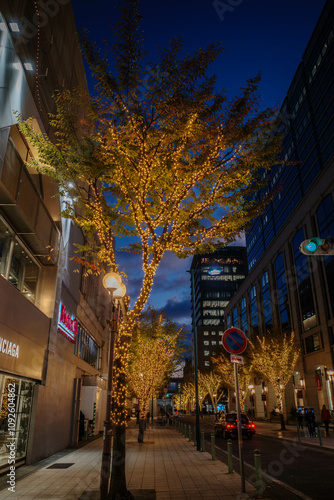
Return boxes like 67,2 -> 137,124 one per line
71,0 -> 327,327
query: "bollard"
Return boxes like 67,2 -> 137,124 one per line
227,439 -> 233,474
194,427 -> 197,447
297,426 -> 301,443
189,425 -> 192,442
211,433 -> 216,460
201,430 -> 205,452
318,426 -> 323,446
254,449 -> 264,498
184,423 -> 187,438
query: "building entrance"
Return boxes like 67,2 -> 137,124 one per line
0,375 -> 35,469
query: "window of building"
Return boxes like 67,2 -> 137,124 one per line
74,324 -> 100,369
211,331 -> 216,335
241,297 -> 247,334
226,315 -> 231,329
316,194 -> 334,314
219,340 -> 222,345
261,271 -> 272,327
204,351 -> 210,356
211,340 -> 217,345
0,216 -> 39,304
275,253 -> 290,331
293,229 -> 317,330
204,331 -> 209,336
203,319 -> 220,325
205,361 -> 210,367
204,340 -> 209,346
304,333 -> 321,354
232,307 -> 238,327
218,331 -> 223,335
250,285 -> 258,330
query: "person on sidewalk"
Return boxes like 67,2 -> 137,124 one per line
297,410 -> 304,429
305,408 -> 315,437
321,404 -> 331,436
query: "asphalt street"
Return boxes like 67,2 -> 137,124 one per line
178,416 -> 334,500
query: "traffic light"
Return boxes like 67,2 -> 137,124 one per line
299,237 -> 334,256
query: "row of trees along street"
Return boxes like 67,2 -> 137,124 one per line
18,0 -> 281,497
176,331 -> 300,431
127,308 -> 187,442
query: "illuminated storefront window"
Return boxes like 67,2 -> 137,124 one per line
74,324 -> 100,369
0,376 -> 35,468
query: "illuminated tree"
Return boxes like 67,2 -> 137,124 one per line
179,382 -> 196,413
198,371 -> 225,412
249,331 -> 300,430
212,352 -> 253,409
19,0 -> 280,496
127,309 -> 185,442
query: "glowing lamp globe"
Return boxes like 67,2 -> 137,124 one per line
113,282 -> 127,299
102,272 -> 122,293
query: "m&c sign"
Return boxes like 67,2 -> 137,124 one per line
58,303 -> 78,343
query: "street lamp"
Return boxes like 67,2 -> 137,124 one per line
100,272 -> 127,500
188,268 -> 201,451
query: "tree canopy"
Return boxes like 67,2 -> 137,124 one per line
19,0 -> 280,320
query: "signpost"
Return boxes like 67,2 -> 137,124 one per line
222,327 -> 247,494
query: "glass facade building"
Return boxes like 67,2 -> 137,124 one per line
224,0 -> 334,421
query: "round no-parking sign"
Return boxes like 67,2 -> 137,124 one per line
222,327 -> 247,355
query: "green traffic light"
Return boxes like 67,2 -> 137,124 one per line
306,241 -> 317,252
305,237 -> 323,252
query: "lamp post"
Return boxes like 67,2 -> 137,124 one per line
188,268 -> 201,451
100,272 -> 127,500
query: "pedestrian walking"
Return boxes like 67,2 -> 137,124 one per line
321,404 -> 331,436
305,408 -> 315,437
297,409 -> 303,429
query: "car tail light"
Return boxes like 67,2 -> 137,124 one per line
226,423 -> 236,429
250,423 -> 256,428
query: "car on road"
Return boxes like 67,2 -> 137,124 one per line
214,412 -> 256,440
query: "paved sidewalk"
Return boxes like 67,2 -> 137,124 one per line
0,426 -> 255,500
252,420 -> 334,450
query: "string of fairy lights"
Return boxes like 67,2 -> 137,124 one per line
33,0 -> 43,113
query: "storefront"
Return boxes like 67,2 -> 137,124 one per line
0,276 -> 50,471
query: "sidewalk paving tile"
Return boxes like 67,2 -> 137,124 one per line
0,425 -> 256,500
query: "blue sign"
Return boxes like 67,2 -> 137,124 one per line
222,327 -> 247,354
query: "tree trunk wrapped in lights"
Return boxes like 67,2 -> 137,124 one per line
249,331 -> 300,430
18,0 -> 281,496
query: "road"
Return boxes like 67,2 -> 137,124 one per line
178,416 -> 334,500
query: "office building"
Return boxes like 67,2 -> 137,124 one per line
190,247 -> 247,371
0,0 -> 112,470
224,0 -> 334,420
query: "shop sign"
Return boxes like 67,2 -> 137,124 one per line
58,303 -> 78,343
0,337 -> 19,358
